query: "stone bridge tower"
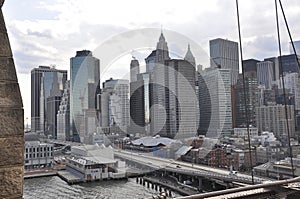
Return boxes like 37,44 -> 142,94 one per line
0,0 -> 24,198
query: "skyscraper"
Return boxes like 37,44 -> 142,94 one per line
256,104 -> 295,138
100,78 -> 129,134
209,38 -> 239,85
70,50 -> 100,142
257,61 -> 274,89
130,58 -> 150,135
57,80 -> 70,141
130,58 -> 140,82
242,59 -> 260,74
147,32 -> 171,136
146,33 -> 197,138
199,68 -> 232,137
234,72 -> 258,128
31,66 -> 67,134
166,59 -> 197,138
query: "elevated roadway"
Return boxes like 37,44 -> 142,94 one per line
114,150 -> 271,184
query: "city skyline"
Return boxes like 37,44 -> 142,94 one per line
3,0 -> 300,124
2,1 -> 300,198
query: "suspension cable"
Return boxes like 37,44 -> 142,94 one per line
235,0 -> 254,184
275,0 -> 295,177
278,0 -> 300,70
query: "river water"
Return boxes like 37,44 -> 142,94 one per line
24,176 -> 179,199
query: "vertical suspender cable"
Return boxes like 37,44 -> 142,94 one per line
275,0 -> 295,178
278,0 -> 300,69
235,0 -> 254,184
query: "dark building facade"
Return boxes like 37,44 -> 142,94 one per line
234,72 -> 258,127
31,66 -> 67,133
46,96 -> 62,138
242,59 -> 260,74
130,72 -> 150,135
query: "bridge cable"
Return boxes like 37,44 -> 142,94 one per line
275,0 -> 295,178
235,0 -> 254,184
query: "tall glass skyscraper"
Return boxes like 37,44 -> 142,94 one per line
31,66 -> 67,134
70,50 -> 100,142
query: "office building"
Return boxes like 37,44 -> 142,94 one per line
166,58 -> 197,138
199,68 -> 232,137
242,59 -> 260,74
280,54 -> 300,74
145,33 -> 197,138
256,104 -> 295,138
264,57 -> 279,81
24,133 -> 54,170
147,32 -> 170,136
257,61 -> 274,89
31,66 -> 67,134
70,50 -> 100,142
276,72 -> 300,111
130,58 -> 140,82
209,38 -> 239,85
57,81 -> 70,141
100,78 -> 129,134
234,72 -> 258,127
130,71 -> 150,135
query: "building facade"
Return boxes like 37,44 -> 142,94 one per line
100,79 -> 130,134
31,66 -> 67,134
256,104 -> 295,138
209,38 -> 239,85
199,68 -> 232,137
130,71 -> 150,136
145,33 -> 197,138
70,50 -> 100,142
24,133 -> 54,170
257,61 -> 274,89
234,72 -> 258,127
57,81 -> 70,141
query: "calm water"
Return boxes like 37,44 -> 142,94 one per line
24,176 -> 179,199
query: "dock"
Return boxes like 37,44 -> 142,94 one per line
24,169 -> 57,179
57,170 -> 85,184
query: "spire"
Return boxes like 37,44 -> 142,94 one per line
159,31 -> 165,43
184,43 -> 196,66
156,30 -> 170,62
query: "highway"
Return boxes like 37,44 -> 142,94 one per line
114,150 -> 271,184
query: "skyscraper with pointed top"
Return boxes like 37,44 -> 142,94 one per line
142,32 -> 197,138
184,44 -> 196,67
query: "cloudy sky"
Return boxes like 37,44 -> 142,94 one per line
2,0 -> 300,124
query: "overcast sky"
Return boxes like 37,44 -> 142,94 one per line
3,0 -> 300,124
